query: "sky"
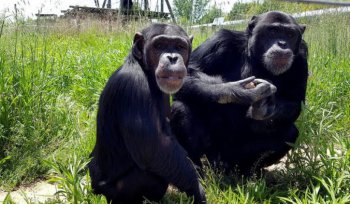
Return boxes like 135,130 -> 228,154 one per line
0,0 -> 236,19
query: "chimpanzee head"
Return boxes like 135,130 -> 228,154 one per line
247,11 -> 306,75
132,23 -> 193,94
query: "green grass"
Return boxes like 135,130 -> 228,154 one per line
1,12 -> 350,203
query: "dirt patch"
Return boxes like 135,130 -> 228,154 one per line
0,181 -> 58,203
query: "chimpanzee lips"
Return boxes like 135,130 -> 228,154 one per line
263,52 -> 294,75
273,57 -> 290,65
156,75 -> 185,94
157,75 -> 184,87
156,71 -> 185,83
158,76 -> 184,80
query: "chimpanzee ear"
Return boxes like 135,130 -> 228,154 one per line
248,16 -> 257,35
299,24 -> 306,34
132,32 -> 144,60
189,35 -> 194,44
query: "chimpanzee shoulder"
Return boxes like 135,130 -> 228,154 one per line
190,29 -> 247,78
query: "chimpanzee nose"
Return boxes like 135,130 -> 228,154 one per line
167,55 -> 178,63
278,41 -> 287,48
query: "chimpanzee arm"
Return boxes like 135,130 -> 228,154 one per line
270,44 -> 309,125
271,99 -> 303,124
116,72 -> 205,202
248,98 -> 303,134
249,60 -> 308,130
175,30 -> 275,106
120,108 -> 205,202
175,70 -> 276,105
152,132 -> 205,201
247,96 -> 302,124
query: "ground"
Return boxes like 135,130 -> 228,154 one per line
0,157 -> 288,203
0,181 -> 58,203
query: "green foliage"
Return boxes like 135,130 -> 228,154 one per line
45,155 -> 107,203
227,1 -> 253,20
0,8 -> 350,204
226,0 -> 334,20
173,0 -> 193,23
173,0 -> 210,24
2,193 -> 16,204
199,5 -> 223,24
192,0 -> 211,23
0,23 -> 128,188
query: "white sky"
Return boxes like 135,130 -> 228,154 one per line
0,0 -> 236,19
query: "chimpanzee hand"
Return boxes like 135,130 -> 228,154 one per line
247,95 -> 276,120
218,77 -> 277,105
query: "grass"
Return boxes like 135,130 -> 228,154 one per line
0,11 -> 350,203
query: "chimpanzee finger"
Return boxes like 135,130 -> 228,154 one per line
253,83 -> 275,100
238,76 -> 256,86
254,79 -> 277,94
252,78 -> 271,84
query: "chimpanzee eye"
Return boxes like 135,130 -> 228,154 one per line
154,42 -> 163,50
176,44 -> 187,51
269,27 -> 278,35
287,31 -> 295,38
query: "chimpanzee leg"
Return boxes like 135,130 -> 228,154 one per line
94,167 -> 168,204
170,101 -> 211,167
261,125 -> 299,167
229,124 -> 298,174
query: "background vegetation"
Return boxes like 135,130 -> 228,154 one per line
172,0 -> 332,24
0,1 -> 350,203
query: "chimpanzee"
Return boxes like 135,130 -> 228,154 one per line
170,11 -> 308,174
88,23 -> 206,203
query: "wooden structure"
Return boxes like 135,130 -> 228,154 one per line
61,5 -> 170,21
35,14 -> 58,21
85,0 -> 176,22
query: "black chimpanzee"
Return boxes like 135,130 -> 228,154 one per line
170,11 -> 308,174
88,23 -> 206,204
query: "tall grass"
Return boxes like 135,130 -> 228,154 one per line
0,11 -> 349,204
0,20 -> 132,188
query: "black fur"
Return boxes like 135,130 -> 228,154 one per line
89,23 -> 206,203
170,11 -> 308,174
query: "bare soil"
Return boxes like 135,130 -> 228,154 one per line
0,181 -> 58,203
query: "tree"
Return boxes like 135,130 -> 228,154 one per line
200,5 -> 222,24
227,2 -> 253,20
173,0 -> 210,24
226,0 -> 333,21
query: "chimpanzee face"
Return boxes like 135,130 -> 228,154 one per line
132,24 -> 193,94
248,12 -> 306,75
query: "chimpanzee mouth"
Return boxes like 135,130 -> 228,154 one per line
156,76 -> 185,94
263,53 -> 293,75
158,76 -> 184,80
156,73 -> 185,83
273,57 -> 290,64
157,76 -> 184,88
